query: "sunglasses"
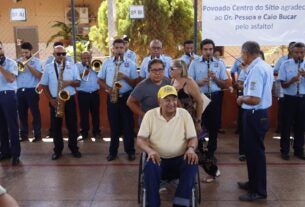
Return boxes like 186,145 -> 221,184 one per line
56,52 -> 67,56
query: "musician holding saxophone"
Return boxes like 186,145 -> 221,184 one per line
98,38 -> 138,162
0,41 -> 20,165
40,45 -> 82,160
76,51 -> 101,141
278,42 -> 305,160
188,39 -> 228,161
16,42 -> 43,142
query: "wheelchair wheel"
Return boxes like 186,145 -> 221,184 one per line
191,167 -> 201,207
138,153 -> 147,205
196,168 -> 201,204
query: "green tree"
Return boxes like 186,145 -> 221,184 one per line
89,0 -> 194,62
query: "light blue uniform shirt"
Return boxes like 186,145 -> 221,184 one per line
179,54 -> 200,66
76,62 -> 100,92
140,55 -> 172,78
230,57 -> 243,75
44,55 -> 73,67
124,49 -> 137,64
278,59 -> 305,96
40,61 -> 80,98
0,57 -> 18,91
273,55 -> 290,97
16,57 -> 43,88
98,57 -> 138,94
188,57 -> 228,93
242,57 -> 273,110
238,69 -> 247,82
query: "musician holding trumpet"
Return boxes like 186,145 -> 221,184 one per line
76,51 -> 101,141
188,39 -> 228,161
16,42 -> 43,143
98,38 -> 138,162
0,41 -> 20,165
40,45 -> 82,160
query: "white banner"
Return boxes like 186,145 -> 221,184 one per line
202,0 -> 305,46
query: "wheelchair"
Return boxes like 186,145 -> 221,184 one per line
137,152 -> 201,207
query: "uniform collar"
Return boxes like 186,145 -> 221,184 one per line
157,107 -> 179,121
111,56 -> 124,62
246,57 -> 261,73
200,56 -> 214,62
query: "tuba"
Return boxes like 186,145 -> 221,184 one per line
17,49 -> 43,72
110,56 -> 123,103
56,59 -> 70,118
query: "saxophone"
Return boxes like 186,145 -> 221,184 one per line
110,56 -> 123,103
56,59 -> 70,118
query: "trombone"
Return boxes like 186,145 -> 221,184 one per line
81,59 -> 102,81
17,49 -> 43,72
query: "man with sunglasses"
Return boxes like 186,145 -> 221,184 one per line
98,38 -> 138,162
40,45 -> 82,160
188,39 -> 228,160
127,59 -> 170,121
0,41 -> 21,165
16,42 -> 43,143
139,39 -> 172,80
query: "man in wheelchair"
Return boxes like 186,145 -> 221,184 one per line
137,85 -> 198,207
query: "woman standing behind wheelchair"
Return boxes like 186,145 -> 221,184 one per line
170,59 -> 219,183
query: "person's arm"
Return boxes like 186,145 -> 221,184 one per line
237,96 -> 261,106
127,95 -> 145,118
184,137 -> 198,165
137,137 -> 160,165
26,61 -> 42,79
0,66 -> 16,83
118,71 -> 137,87
63,80 -> 80,88
42,85 -> 57,108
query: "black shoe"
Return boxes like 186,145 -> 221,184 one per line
32,137 -> 42,143
94,133 -> 102,140
237,181 -> 249,191
239,155 -> 246,161
0,154 -> 12,161
106,154 -> 117,161
294,152 -> 305,160
281,153 -> 290,160
51,153 -> 62,160
20,136 -> 28,142
218,128 -> 225,134
71,151 -> 82,158
239,193 -> 266,201
128,154 -> 135,161
12,157 -> 20,166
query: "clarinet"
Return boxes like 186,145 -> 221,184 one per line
297,60 -> 301,96
207,58 -> 212,98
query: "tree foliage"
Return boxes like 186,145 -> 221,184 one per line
89,0 -> 195,62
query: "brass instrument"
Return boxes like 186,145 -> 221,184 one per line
187,52 -> 195,68
17,49 -> 43,72
81,59 -> 103,82
35,83 -> 43,94
56,59 -> 70,118
110,56 -> 123,103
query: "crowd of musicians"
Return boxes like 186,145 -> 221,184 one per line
1,36 -> 305,199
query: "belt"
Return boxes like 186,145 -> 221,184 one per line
243,108 -> 267,114
78,90 -> 99,94
0,90 -> 15,95
284,94 -> 305,98
204,91 -> 221,97
17,88 -> 35,92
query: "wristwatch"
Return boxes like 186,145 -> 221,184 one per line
188,146 -> 196,150
195,119 -> 201,123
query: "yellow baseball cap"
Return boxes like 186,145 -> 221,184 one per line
157,85 -> 177,99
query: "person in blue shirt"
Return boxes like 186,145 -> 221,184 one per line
139,39 -> 172,79
40,45 -> 82,160
76,51 -> 101,141
44,41 -> 73,66
188,38 -> 228,160
0,41 -> 20,166
273,42 -> 296,134
179,40 -> 199,68
98,38 -> 138,162
122,35 -> 137,64
278,42 -> 305,161
236,41 -> 273,201
16,42 -> 43,143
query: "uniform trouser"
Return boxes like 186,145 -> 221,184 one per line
0,91 -> 20,157
243,109 -> 268,197
202,92 -> 221,157
144,156 -> 197,207
77,90 -> 101,137
238,108 -> 245,155
17,88 -> 41,139
280,95 -> 305,155
106,92 -> 135,156
50,95 -> 79,155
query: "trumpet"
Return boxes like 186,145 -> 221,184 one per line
81,59 -> 103,82
17,49 -> 43,72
